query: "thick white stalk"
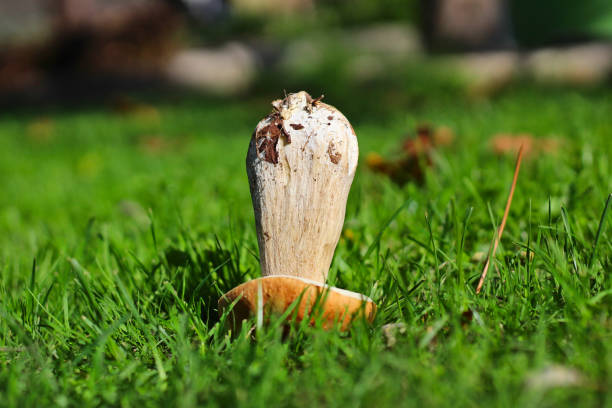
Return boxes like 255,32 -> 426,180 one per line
246,91 -> 358,283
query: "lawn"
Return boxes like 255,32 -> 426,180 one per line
0,84 -> 610,407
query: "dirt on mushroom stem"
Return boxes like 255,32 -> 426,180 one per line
254,112 -> 292,165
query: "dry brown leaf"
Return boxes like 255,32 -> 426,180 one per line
433,125 -> 455,147
137,135 -> 190,155
367,124 -> 454,185
490,133 -> 562,157
111,96 -> 161,124
26,117 -> 54,144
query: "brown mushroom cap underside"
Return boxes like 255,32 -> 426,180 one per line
218,275 -> 376,331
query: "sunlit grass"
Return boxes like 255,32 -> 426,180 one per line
0,85 -> 610,407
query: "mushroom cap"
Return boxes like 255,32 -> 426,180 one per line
218,275 -> 376,331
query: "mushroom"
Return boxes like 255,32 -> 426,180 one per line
218,91 -> 376,331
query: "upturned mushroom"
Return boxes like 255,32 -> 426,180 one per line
218,91 -> 376,331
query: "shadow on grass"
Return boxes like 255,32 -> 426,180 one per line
162,237 -> 251,326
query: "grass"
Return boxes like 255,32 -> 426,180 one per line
0,83 -> 610,407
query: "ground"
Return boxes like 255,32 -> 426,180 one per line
0,83 -> 610,407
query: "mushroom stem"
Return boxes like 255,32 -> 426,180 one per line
247,91 -> 358,283
218,91 -> 374,331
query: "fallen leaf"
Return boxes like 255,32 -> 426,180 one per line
139,135 -> 167,154
433,125 -> 455,147
490,133 -> 562,157
365,152 -> 385,168
26,117 -> 54,143
138,134 -> 190,155
460,310 -> 473,328
402,125 -> 434,155
110,95 -> 160,124
366,152 -> 427,185
367,124 -> 453,185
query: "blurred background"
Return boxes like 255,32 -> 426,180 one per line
1,3 -> 611,405
1,0 -> 612,111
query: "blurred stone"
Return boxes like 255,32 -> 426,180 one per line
471,251 -> 486,262
524,42 -> 612,86
0,0 -> 182,98
0,0 -> 54,46
0,0 -> 55,91
345,55 -> 387,82
343,24 -> 421,81
60,0 -> 151,28
57,0 -> 182,74
525,365 -> 585,390
344,24 -> 421,58
165,43 -> 258,94
452,51 -> 519,96
117,200 -> 149,227
282,23 -> 421,82
382,323 -> 407,348
445,41 -> 612,94
233,0 -> 312,15
280,37 -> 325,76
422,0 -> 515,51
